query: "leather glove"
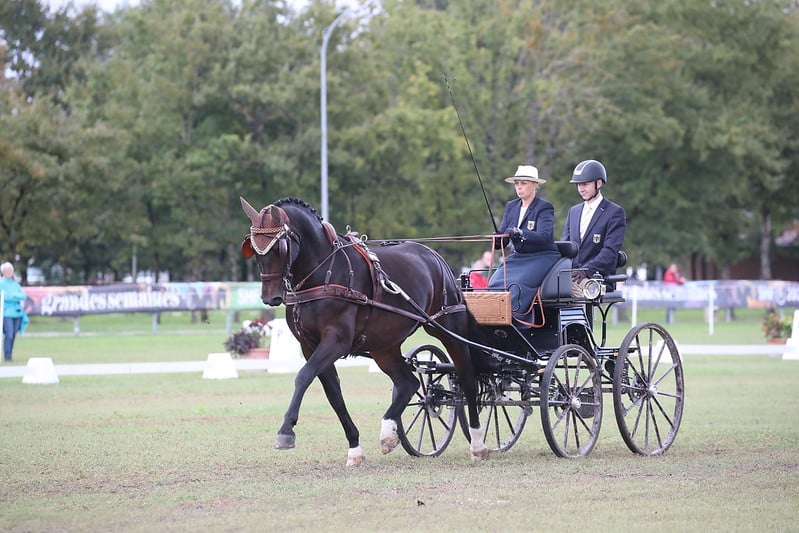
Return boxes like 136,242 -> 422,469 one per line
508,227 -> 523,241
571,270 -> 587,284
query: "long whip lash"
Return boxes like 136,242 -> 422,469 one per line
444,75 -> 498,233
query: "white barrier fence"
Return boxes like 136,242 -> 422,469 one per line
622,281 -> 799,336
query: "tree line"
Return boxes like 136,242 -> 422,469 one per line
1,0 -> 797,284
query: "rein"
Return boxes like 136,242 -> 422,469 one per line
367,234 -> 500,245
283,284 -> 465,323
282,233 -> 465,321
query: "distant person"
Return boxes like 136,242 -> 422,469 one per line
488,164 -> 559,325
663,263 -> 686,285
468,251 -> 494,291
1,262 -> 29,362
561,160 -> 626,298
662,262 -> 685,324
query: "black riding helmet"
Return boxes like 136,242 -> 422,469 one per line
569,159 -> 607,184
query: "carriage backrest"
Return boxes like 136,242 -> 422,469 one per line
617,250 -> 628,269
540,243 -> 627,300
539,241 -> 577,300
556,240 -> 578,259
539,257 -> 574,300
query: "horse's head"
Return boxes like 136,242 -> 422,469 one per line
240,197 -> 298,306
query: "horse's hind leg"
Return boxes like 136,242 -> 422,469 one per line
434,331 -> 489,461
371,348 -> 419,455
316,365 -> 364,466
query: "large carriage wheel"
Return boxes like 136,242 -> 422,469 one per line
398,345 -> 462,457
457,373 -> 530,453
613,322 -> 684,456
540,344 -> 603,458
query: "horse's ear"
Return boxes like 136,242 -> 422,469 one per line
240,197 -> 260,225
241,238 -> 255,259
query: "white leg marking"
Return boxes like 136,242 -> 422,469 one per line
346,445 -> 366,466
380,418 -> 399,455
469,425 -> 489,461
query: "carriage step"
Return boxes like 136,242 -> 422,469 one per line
411,361 -> 456,374
432,362 -> 456,373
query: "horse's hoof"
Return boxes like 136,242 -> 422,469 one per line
346,455 -> 365,466
346,447 -> 366,466
274,433 -> 296,450
380,435 -> 399,455
379,419 -> 399,454
470,448 -> 490,461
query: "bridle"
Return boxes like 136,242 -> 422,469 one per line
241,205 -> 299,290
242,206 -> 347,294
252,223 -> 295,285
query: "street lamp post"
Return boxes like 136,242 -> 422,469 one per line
320,1 -> 378,223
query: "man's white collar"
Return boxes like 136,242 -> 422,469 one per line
584,192 -> 603,209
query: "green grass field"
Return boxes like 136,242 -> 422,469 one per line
1,307 -> 798,531
1,354 -> 798,532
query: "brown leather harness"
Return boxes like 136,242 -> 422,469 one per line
244,207 -> 466,331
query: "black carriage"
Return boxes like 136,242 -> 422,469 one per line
398,240 -> 685,459
241,197 -> 683,464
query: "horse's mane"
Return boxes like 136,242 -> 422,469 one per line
273,197 -> 322,222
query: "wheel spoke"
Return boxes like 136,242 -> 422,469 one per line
650,394 -> 675,430
561,408 -> 573,451
652,363 -> 678,387
485,406 -> 498,447
422,408 -> 438,451
404,399 -> 425,434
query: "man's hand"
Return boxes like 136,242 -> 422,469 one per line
571,270 -> 588,284
508,227 -> 523,241
571,270 -> 588,299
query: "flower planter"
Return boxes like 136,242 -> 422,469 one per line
245,348 -> 270,359
766,337 -> 787,345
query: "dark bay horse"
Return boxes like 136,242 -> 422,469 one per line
240,196 -> 488,465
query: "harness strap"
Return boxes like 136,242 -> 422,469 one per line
284,284 -> 466,323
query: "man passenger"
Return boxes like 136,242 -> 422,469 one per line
561,159 -> 626,298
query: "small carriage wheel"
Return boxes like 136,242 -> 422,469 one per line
613,322 -> 684,456
398,345 -> 462,457
457,373 -> 529,453
540,344 -> 603,458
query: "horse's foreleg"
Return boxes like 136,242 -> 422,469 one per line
275,362 -> 319,450
316,366 -> 364,466
379,418 -> 399,455
373,350 -> 419,455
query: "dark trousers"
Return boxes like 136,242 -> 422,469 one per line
3,316 -> 21,360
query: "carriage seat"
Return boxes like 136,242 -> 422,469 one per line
601,250 -> 629,302
539,241 -> 578,300
539,245 -> 628,301
556,240 -> 578,259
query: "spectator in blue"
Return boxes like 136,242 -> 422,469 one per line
1,262 -> 29,362
488,165 -> 559,325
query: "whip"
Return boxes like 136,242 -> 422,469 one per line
444,75 -> 498,233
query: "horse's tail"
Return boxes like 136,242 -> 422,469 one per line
462,306 -> 498,373
424,245 -> 493,371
